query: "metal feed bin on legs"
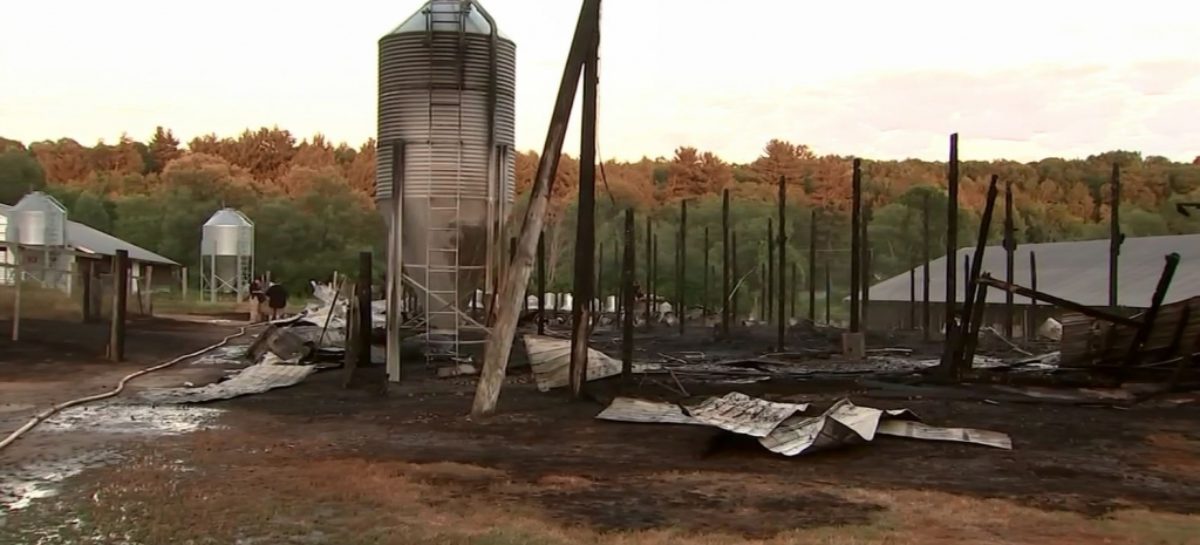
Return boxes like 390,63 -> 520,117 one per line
200,208 -> 254,302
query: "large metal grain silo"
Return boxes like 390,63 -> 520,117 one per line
377,0 -> 516,359
200,208 -> 255,303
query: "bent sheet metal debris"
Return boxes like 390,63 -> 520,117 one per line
597,394 -> 1012,455
140,363 -> 317,404
524,335 -> 658,391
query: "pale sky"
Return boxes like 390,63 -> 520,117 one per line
2,0 -> 1198,163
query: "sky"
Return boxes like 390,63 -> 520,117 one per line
2,0 -> 1199,164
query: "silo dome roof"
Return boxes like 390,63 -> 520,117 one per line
386,0 -> 510,40
204,208 -> 253,228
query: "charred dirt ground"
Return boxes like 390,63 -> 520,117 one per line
2,320 -> 1200,544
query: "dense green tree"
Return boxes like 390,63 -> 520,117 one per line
0,150 -> 47,205
70,191 -> 112,232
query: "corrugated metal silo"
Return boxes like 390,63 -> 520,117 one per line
200,208 -> 255,302
5,192 -> 68,247
377,0 -> 516,358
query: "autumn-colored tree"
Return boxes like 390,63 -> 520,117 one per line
345,140 -> 376,197
664,147 -> 732,200
29,139 -> 92,185
90,135 -> 145,176
147,127 -> 181,173
292,134 -> 336,169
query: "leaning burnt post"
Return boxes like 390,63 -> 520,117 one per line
951,175 -> 1000,376
777,175 -> 787,350
1003,180 -> 1017,338
1123,253 -> 1181,367
721,189 -> 731,337
824,261 -> 832,324
961,281 -> 990,373
941,134 -> 960,368
622,208 -> 635,384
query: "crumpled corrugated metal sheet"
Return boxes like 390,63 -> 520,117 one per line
524,335 -> 659,392
759,399 -> 916,456
140,363 -> 317,404
596,397 -> 702,425
596,394 -> 1013,456
683,392 -> 809,438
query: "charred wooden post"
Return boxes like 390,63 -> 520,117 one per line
81,260 -> 94,323
109,250 -> 128,362
473,0 -> 600,416
703,227 -> 710,319
721,189 -> 731,336
568,7 -> 600,399
732,231 -> 740,324
537,231 -> 546,335
850,158 -> 863,332
791,262 -> 798,321
679,198 -> 687,334
357,252 -> 372,367
1110,163 -> 1123,308
1123,253 -> 1181,367
652,235 -> 659,319
909,266 -> 916,329
622,208 -> 635,384
922,192 -> 931,340
645,216 -> 653,327
941,134 -> 959,367
767,218 -> 774,325
862,203 -> 872,333
777,174 -> 787,348
963,254 -> 971,294
808,209 -> 817,323
760,266 -> 767,322
1029,250 -> 1039,338
597,242 -> 605,317
824,261 -> 832,324
980,275 -> 1138,327
1004,180 -> 1016,338
952,175 -> 1000,374
961,282 -> 990,372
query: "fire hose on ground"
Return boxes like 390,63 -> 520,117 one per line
0,326 -> 257,452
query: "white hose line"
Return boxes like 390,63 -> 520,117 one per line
0,326 -> 257,452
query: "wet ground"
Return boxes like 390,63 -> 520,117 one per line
2,320 -> 1199,544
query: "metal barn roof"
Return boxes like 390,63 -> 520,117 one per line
868,234 -> 1200,309
0,203 -> 179,266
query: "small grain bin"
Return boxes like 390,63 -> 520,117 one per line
200,208 -> 254,302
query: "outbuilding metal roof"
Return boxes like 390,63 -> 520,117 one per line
868,234 -> 1200,309
0,203 -> 179,266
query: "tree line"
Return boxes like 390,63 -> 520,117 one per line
1,128 -> 1198,307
